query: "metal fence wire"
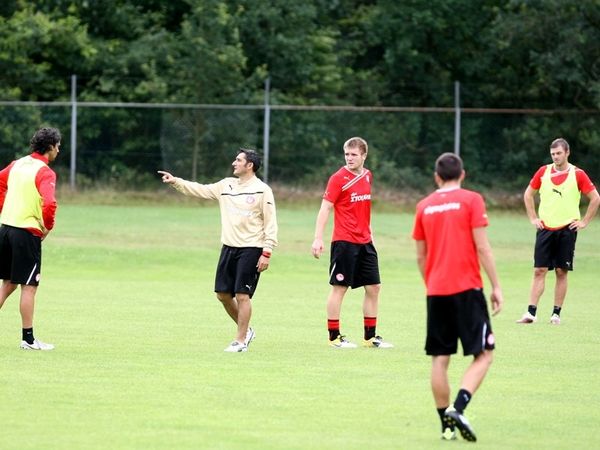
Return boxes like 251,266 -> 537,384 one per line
0,98 -> 598,194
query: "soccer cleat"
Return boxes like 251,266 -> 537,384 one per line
244,327 -> 256,346
329,335 -> 357,348
445,407 -> 477,442
516,312 -> 537,324
224,341 -> 248,352
441,427 -> 457,441
20,339 -> 54,351
550,314 -> 561,325
363,335 -> 394,348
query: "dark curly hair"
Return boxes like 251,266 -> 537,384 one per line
30,127 -> 61,155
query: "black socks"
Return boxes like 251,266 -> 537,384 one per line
454,389 -> 472,413
22,328 -> 34,345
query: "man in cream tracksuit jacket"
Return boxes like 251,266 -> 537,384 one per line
159,148 -> 278,352
0,127 -> 61,351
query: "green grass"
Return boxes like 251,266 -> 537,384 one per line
1,203 -> 599,449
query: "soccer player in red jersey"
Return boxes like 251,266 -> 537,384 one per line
0,127 -> 61,351
517,138 -> 599,325
312,137 -> 392,349
412,152 -> 503,442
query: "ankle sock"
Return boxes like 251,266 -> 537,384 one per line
453,389 -> 472,413
553,306 -> 562,316
437,406 -> 453,431
328,319 -> 340,341
527,305 -> 537,316
22,328 -> 34,345
364,316 -> 377,340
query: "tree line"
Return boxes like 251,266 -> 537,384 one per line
0,0 -> 598,194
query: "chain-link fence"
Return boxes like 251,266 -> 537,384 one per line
0,100 -> 598,197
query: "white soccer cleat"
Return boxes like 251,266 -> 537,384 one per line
244,327 -> 256,346
329,335 -> 357,348
224,341 -> 248,352
549,314 -> 561,325
363,336 -> 394,348
516,312 -> 537,324
20,339 -> 54,351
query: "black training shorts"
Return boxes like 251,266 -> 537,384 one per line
425,288 -> 495,356
534,227 -> 577,270
328,240 -> 380,289
214,245 -> 262,298
0,225 -> 42,286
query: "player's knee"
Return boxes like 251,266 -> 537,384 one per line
216,292 -> 230,303
555,268 -> 568,278
366,283 -> 381,295
481,350 -> 494,366
236,293 -> 251,303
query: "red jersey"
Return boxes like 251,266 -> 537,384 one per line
324,166 -> 373,244
529,164 -> 595,194
412,187 -> 488,296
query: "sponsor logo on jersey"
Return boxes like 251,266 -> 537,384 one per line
423,202 -> 461,215
350,192 -> 371,203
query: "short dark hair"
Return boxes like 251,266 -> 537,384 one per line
30,127 -> 61,154
238,148 -> 261,172
435,152 -> 463,181
550,138 -> 570,152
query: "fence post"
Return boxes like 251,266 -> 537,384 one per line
70,74 -> 78,189
263,77 -> 271,183
454,80 -> 461,156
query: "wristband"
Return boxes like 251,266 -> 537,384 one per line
262,252 -> 271,258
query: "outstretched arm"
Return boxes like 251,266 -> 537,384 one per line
157,170 -> 175,184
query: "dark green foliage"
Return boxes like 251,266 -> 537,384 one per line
0,0 -> 599,192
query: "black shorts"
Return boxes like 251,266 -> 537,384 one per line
425,289 -> 495,356
534,227 -> 577,270
0,225 -> 42,286
214,245 -> 262,298
329,240 -> 380,289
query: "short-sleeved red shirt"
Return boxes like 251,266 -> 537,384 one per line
529,164 -> 595,193
324,166 -> 373,244
412,187 -> 488,296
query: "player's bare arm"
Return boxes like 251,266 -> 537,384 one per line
311,199 -> 333,259
569,189 -> 600,231
415,240 -> 427,282
472,227 -> 503,316
523,185 -> 543,229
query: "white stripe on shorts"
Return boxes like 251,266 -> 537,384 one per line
329,262 -> 337,280
481,322 -> 488,350
26,263 -> 38,285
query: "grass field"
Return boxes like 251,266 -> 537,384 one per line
1,200 -> 599,449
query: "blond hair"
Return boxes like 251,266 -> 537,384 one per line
343,137 -> 368,155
